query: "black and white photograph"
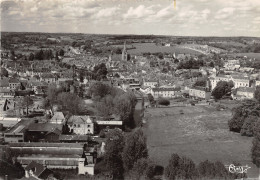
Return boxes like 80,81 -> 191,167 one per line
0,0 -> 260,179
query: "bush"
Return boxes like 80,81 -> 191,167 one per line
165,154 -> 197,180
158,98 -> 170,106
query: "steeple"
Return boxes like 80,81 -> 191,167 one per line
122,41 -> 127,61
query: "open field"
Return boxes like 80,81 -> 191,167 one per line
231,53 -> 260,60
127,43 -> 203,55
144,105 -> 259,178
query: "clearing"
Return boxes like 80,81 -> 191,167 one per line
144,105 -> 259,178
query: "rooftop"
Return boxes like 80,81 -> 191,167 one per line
27,122 -> 63,132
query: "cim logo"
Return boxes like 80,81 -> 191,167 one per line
225,164 -> 251,174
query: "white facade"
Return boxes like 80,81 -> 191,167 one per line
151,87 -> 180,98
68,116 -> 94,135
78,158 -> 94,175
143,81 -> 158,88
210,75 -> 232,90
256,80 -> 260,87
233,78 -> 250,88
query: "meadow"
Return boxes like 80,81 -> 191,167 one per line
233,53 -> 260,60
144,105 -> 259,178
127,43 -> 203,55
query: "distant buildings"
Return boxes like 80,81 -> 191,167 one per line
189,87 -> 211,100
232,87 -> 255,100
143,80 -> 158,88
224,59 -> 240,70
151,87 -> 181,99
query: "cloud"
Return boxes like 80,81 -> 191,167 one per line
215,7 -> 235,19
123,5 -> 154,19
94,7 -> 119,19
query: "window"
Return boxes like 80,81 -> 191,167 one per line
78,124 -> 80,127
87,125 -> 90,128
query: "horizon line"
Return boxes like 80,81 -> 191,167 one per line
1,31 -> 260,38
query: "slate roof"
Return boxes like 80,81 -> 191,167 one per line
27,123 -> 63,132
25,161 -> 45,176
152,87 -> 181,92
9,78 -> 20,83
59,134 -> 90,141
24,161 -> 53,179
67,115 -> 93,125
41,73 -> 55,79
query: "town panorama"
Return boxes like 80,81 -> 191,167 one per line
1,0 -> 260,179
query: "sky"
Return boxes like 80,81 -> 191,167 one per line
1,0 -> 260,36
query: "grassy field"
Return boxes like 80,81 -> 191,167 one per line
232,53 -> 260,60
144,105 -> 259,178
127,43 -> 203,55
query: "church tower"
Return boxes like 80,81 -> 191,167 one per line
122,41 -> 128,61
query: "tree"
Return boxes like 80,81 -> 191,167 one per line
114,92 -> 137,129
104,128 -> 125,179
158,98 -> 170,106
0,68 -> 8,77
88,82 -> 112,99
57,92 -> 84,115
228,100 -> 260,133
254,86 -> 260,103
16,96 -> 33,116
59,49 -> 65,56
28,53 -> 34,61
93,63 -> 108,80
165,154 -> 197,180
209,61 -> 215,67
193,79 -> 207,87
122,128 -> 148,172
46,84 -> 62,110
128,158 -> 158,180
252,120 -> 260,167
211,81 -> 234,100
240,115 -> 259,136
55,51 -> 59,61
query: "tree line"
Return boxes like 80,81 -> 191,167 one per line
228,86 -> 260,167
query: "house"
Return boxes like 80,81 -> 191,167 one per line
26,122 -> 63,142
67,116 -> 94,135
151,87 -> 181,99
189,87 -> 211,100
209,75 -> 232,90
4,125 -> 27,143
40,73 -> 56,84
232,76 -> 250,88
27,81 -> 48,95
24,161 -> 54,180
255,80 -> 260,87
3,119 -> 34,143
49,112 -> 66,124
0,89 -> 15,99
232,87 -> 255,100
224,59 -> 240,70
9,78 -> 20,90
143,80 -> 158,88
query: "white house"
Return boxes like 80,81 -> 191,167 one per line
151,87 -> 181,99
67,116 -> 94,135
